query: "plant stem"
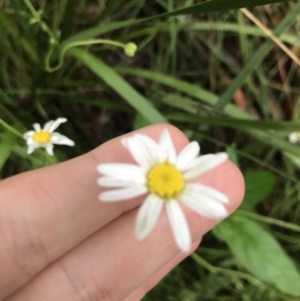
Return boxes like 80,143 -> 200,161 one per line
237,210 -> 300,233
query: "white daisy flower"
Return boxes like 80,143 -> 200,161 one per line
23,118 -> 75,156
289,132 -> 300,144
97,129 -> 229,252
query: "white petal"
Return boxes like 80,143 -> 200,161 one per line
135,194 -> 163,240
51,133 -> 75,146
185,154 -> 214,170
27,143 -> 38,154
180,191 -> 228,219
48,118 -> 67,132
133,134 -> 164,163
99,185 -> 148,202
123,136 -> 151,169
43,120 -> 54,131
26,137 -> 34,145
166,201 -> 191,252
176,141 -> 200,171
97,176 -> 141,188
97,163 -> 146,184
121,137 -> 129,148
33,123 -> 41,132
158,129 -> 177,164
185,183 -> 229,203
183,153 -> 228,180
46,144 -> 54,156
23,130 -> 35,140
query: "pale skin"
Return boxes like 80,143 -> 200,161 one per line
0,124 -> 245,301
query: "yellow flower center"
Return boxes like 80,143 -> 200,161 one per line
33,131 -> 51,143
147,163 -> 185,200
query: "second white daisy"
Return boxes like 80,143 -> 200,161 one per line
23,118 -> 75,156
97,129 -> 229,252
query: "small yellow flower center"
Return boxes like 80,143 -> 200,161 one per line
33,131 -> 51,143
147,163 -> 185,200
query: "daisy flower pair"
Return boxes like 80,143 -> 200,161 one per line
23,117 -> 228,252
97,129 -> 229,252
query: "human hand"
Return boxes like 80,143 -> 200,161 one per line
0,125 -> 244,301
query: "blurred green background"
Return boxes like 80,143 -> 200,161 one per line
0,0 -> 300,300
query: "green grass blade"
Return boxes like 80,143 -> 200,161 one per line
162,0 -> 290,17
117,67 -> 252,119
166,112 -> 300,131
124,22 -> 300,46
215,1 -> 300,110
167,112 -> 300,157
68,48 -> 167,124
0,131 -> 17,171
0,9 -> 38,63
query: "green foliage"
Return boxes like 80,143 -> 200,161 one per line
213,215 -> 300,296
69,48 -> 167,124
243,170 -> 277,207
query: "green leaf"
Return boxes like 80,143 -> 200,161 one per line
68,48 -> 167,124
213,216 -> 300,296
244,170 -> 276,206
0,131 -> 17,170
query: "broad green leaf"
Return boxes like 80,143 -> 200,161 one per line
213,216 -> 300,296
244,170 -> 276,206
68,48 -> 167,124
215,1 -> 300,109
0,131 -> 17,170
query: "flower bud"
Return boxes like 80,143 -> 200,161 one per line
124,43 -> 137,57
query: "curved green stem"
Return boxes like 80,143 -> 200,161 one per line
0,119 -> 23,138
45,39 -> 127,73
191,253 -> 263,286
237,209 -> 300,233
